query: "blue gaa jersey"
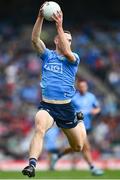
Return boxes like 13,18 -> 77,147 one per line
40,48 -> 80,100
72,91 -> 100,130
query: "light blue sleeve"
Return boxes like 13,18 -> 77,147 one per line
39,48 -> 51,61
92,95 -> 100,108
72,52 -> 80,65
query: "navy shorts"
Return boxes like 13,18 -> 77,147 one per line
38,101 -> 78,129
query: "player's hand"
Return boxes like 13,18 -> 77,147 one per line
38,1 -> 48,17
52,10 -> 63,28
90,108 -> 100,115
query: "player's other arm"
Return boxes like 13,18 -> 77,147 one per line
52,11 -> 76,62
91,107 -> 101,115
31,4 -> 46,54
91,96 -> 101,115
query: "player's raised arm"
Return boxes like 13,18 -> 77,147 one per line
52,11 -> 76,62
31,3 -> 46,54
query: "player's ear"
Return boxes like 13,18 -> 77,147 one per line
54,35 -> 58,44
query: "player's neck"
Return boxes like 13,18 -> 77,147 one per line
55,48 -> 63,55
79,91 -> 86,95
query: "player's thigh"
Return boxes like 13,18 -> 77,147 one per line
62,122 -> 86,151
35,110 -> 54,133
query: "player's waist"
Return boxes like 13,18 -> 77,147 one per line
42,97 -> 71,104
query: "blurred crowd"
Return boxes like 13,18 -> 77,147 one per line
0,22 -> 120,162
73,22 -> 120,97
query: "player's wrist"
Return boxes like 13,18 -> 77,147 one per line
57,25 -> 63,32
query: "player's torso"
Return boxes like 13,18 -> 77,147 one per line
72,92 -> 94,129
41,50 -> 79,100
72,92 -> 94,114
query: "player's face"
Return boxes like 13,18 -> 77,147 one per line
64,33 -> 72,45
78,82 -> 88,94
54,33 -> 72,48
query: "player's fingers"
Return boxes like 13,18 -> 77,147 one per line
56,11 -> 63,21
41,1 -> 48,9
52,13 -> 58,20
39,8 -> 44,17
57,10 -> 62,16
56,11 -> 61,18
61,10 -> 63,16
51,15 -> 57,22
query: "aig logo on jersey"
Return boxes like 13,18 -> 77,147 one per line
44,63 -> 63,73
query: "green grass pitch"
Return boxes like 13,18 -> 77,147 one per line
0,170 -> 120,179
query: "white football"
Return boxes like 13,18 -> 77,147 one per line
42,1 -> 61,21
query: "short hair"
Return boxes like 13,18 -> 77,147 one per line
64,30 -> 71,35
77,77 -> 87,83
55,30 -> 71,39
